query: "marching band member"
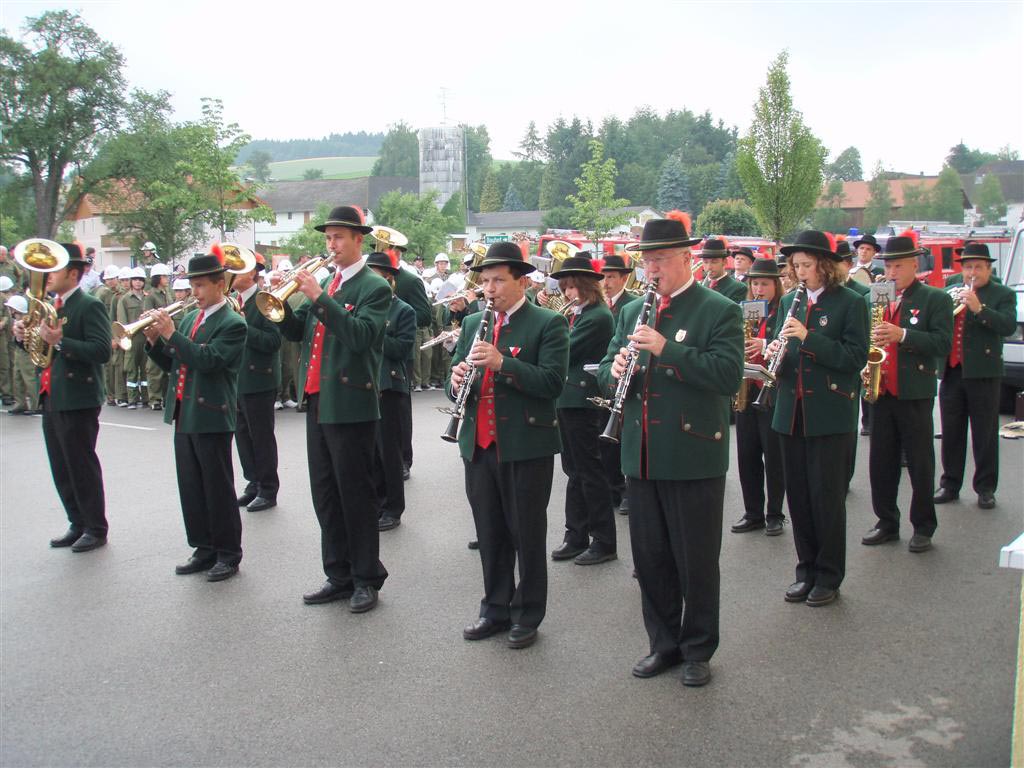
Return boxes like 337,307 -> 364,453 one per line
935,243 -> 1016,510
232,255 -> 282,513
278,205 -> 390,613
143,247 -> 247,580
836,241 -> 870,297
849,233 -> 882,285
731,246 -> 755,282
449,242 -> 568,650
390,247 -> 431,476
731,258 -> 786,536
549,254 -> 616,565
767,231 -> 868,607
700,237 -> 748,303
598,215 -> 744,687
860,232 -> 952,554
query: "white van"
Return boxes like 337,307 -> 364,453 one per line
1001,221 -> 1024,411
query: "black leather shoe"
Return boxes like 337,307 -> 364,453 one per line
175,554 -> 217,575
70,533 -> 106,553
860,427 -> 871,436
765,518 -> 785,537
806,586 -> 839,607
462,617 -> 510,641
237,490 -> 257,507
467,540 -> 479,550
784,581 -> 812,603
551,541 -> 587,561
617,496 -> 630,515
349,585 -> 378,613
302,581 -> 353,605
206,562 -> 239,582
246,496 -> 276,512
978,492 -> 996,510
50,528 -> 82,548
861,527 -> 899,546
377,515 -> 401,531
681,661 -> 711,687
730,517 -> 765,533
631,651 -> 682,678
908,534 -> 933,553
506,625 -> 538,649
574,546 -> 617,566
933,487 -> 959,504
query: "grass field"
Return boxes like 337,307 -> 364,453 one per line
268,156 -> 378,181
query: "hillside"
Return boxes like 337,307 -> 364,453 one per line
267,156 -> 379,181
237,132 -> 384,164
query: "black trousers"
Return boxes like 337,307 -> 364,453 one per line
464,446 -> 553,629
628,475 -> 724,662
173,430 -> 241,565
600,434 -> 627,506
558,408 -> 615,550
869,395 -> 938,536
305,394 -> 388,589
41,398 -> 107,536
861,399 -> 873,431
399,387 -> 413,469
939,366 -> 1000,494
778,411 -> 850,590
374,389 -> 407,519
735,403 -> 785,522
235,389 -> 280,500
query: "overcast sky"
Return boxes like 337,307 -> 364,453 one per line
3,0 -> 1022,177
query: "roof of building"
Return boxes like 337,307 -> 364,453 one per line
819,178 -> 971,210
257,177 -> 417,213
69,178 -> 264,220
959,160 -> 1024,205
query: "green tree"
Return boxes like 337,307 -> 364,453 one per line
930,164 -> 966,224
502,183 -> 525,212
542,206 -> 574,230
975,174 -> 1007,225
566,140 -> 632,249
811,178 -> 847,232
695,199 -> 761,237
686,162 -> 722,217
0,10 -> 127,237
375,189 -> 457,258
736,51 -> 826,242
899,182 -> 932,221
826,147 -> 863,181
463,124 -> 492,212
282,203 -> 331,259
945,143 -> 998,174
371,121 -> 419,177
513,121 -> 544,162
478,169 -> 502,213
862,164 -> 895,233
715,151 -> 746,201
542,117 -> 595,209
656,155 -> 690,212
440,189 -> 465,230
302,168 -> 323,180
247,149 -> 273,182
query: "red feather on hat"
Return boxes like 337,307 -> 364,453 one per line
349,205 -> 365,224
824,232 -> 837,252
590,258 -> 605,274
665,210 -> 692,234
386,248 -> 399,269
835,233 -> 847,242
899,229 -> 920,248
719,236 -> 730,249
210,243 -> 225,265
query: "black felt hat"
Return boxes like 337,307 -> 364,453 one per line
955,242 -> 995,262
835,240 -> 853,260
314,205 -> 373,234
852,233 -> 881,252
746,258 -> 781,278
625,215 -> 702,252
878,231 -> 926,261
365,251 -> 401,275
731,246 -> 755,263
600,254 -> 634,273
60,242 -> 88,265
701,238 -> 730,259
551,253 -> 605,281
470,241 -> 535,275
780,230 -> 839,260
184,245 -> 228,278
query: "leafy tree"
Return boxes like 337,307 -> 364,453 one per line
282,203 -> 331,259
899,182 -> 932,221
566,140 -> 631,249
616,162 -> 657,207
945,143 -> 998,174
496,160 -> 542,211
975,174 -> 1007,225
686,163 -> 722,217
463,124 -> 492,212
0,10 -> 127,237
502,183 -> 525,212
811,178 -> 848,232
371,121 -> 419,177
541,117 -> 595,209
695,199 -> 761,237
715,151 -> 746,201
302,168 -> 324,180
0,167 -> 37,244
374,188 -> 457,258
247,149 -> 273,182
440,189 -> 465,230
862,163 -> 894,233
478,169 -> 502,213
826,147 -> 863,181
736,51 -> 826,242
542,206 -> 574,230
997,144 -> 1020,162
930,164 -> 966,224
538,164 -> 561,210
513,121 -> 544,162
656,155 -> 690,212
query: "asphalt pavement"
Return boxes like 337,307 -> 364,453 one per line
1,392 -> 1021,767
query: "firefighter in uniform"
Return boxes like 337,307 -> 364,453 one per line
144,263 -> 173,410
117,266 -> 148,408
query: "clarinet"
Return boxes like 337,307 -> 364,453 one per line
752,282 -> 807,411
441,299 -> 495,443
598,280 -> 659,444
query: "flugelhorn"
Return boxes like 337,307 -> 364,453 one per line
112,296 -> 198,351
220,243 -> 257,312
13,238 -> 69,368
256,255 -> 331,322
949,275 -> 976,317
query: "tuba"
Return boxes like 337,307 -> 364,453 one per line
220,243 -> 257,312
13,238 -> 70,368
255,255 -> 331,322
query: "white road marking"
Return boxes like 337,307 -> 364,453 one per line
98,421 -> 156,431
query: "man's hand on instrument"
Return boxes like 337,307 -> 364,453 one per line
37,319 -> 63,346
873,321 -> 903,345
294,268 -> 323,302
744,337 -> 765,359
12,318 -> 26,343
450,361 -> 470,393
628,325 -> 666,357
964,289 -> 982,314
781,316 -> 808,342
535,289 -> 551,308
449,296 -> 467,313
141,321 -> 161,345
468,339 -> 502,371
149,309 -> 175,340
611,347 -> 629,380
765,338 -> 783,358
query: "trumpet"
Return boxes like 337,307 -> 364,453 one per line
13,238 -> 70,368
949,276 -> 976,316
112,297 -> 198,350
256,255 -> 331,322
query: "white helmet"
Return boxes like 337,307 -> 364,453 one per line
278,259 -> 294,272
150,263 -> 171,277
118,267 -> 133,280
528,270 -> 545,284
4,294 -> 28,314
172,278 -> 190,291
142,241 -> 157,252
129,266 -> 146,279
102,265 -> 120,280
0,276 -> 13,292
434,253 -> 450,265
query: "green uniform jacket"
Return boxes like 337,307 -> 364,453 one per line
597,284 -> 744,480
845,278 -> 870,297
609,291 -> 638,320
947,280 -> 1017,379
394,267 -> 433,328
117,292 -> 145,324
771,285 -> 869,437
146,305 -> 247,433
143,287 -> 171,312
92,284 -> 113,310
446,300 -> 569,463
704,274 -> 748,303
557,302 -> 614,410
108,291 -> 123,321
237,292 -> 282,395
868,280 -> 953,400
278,264 -> 391,424
46,288 -> 112,411
380,296 -> 416,393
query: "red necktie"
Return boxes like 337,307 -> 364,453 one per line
606,297 -> 613,309
475,312 -> 505,450
175,310 -> 204,401
949,312 -> 965,368
38,296 -> 63,397
304,271 -> 343,395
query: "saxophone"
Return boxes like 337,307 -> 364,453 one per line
733,314 -> 758,413
862,295 -> 889,404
